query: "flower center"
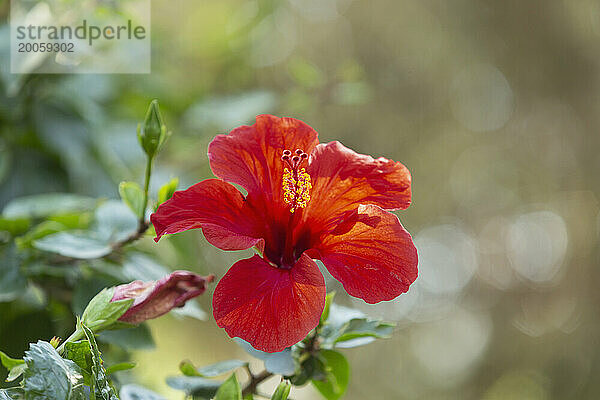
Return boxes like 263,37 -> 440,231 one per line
281,149 -> 311,213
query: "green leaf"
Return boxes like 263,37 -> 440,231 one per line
15,220 -> 71,249
0,350 -> 27,382
156,178 -> 178,206
7,364 -> 27,382
324,304 -> 364,327
98,324 -> 155,350
120,384 -> 166,400
48,212 -> 93,230
81,287 -> 134,331
0,217 -> 30,236
270,381 -> 291,400
311,350 -> 350,400
179,360 -> 200,377
32,200 -> 140,259
94,200 -> 139,243
319,292 -> 336,326
215,374 -> 241,400
33,230 -> 112,259
105,362 -> 136,375
80,322 -> 119,400
2,193 -> 97,219
334,319 -> 394,348
320,304 -> 395,349
16,219 -> 60,245
180,359 -> 247,378
0,245 -> 26,303
288,356 -> 323,386
63,340 -> 92,384
166,376 -> 222,398
24,262 -> 81,281
119,181 -> 145,219
0,350 -> 24,370
72,278 -> 115,316
197,360 -> 247,377
23,341 -> 86,400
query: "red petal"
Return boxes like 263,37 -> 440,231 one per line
151,179 -> 263,251
213,254 -> 326,353
304,141 -> 411,228
208,115 -> 319,201
314,204 -> 418,304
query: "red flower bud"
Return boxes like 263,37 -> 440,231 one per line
111,271 -> 214,324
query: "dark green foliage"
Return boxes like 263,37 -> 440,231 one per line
63,340 -> 93,384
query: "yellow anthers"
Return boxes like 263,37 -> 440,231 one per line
283,168 -> 296,207
281,148 -> 312,213
294,168 -> 312,211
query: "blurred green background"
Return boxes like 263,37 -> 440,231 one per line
1,0 -> 600,398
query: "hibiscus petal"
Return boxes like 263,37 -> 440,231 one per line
151,179 -> 263,251
213,254 -> 326,353
208,115 -> 320,201
315,204 -> 418,304
304,141 -> 411,228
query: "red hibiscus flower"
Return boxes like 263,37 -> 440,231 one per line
151,115 -> 418,352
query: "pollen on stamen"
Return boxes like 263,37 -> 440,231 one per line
281,149 -> 312,213
282,168 -> 296,207
294,168 -> 312,211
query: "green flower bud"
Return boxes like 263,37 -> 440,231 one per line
271,381 -> 291,400
137,99 -> 168,158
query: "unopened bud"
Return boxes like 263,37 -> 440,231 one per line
137,99 -> 168,158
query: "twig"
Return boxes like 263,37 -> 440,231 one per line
112,154 -> 153,251
110,219 -> 150,251
242,369 -> 274,397
110,152 -> 153,251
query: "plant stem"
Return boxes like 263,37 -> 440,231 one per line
110,155 -> 153,251
242,369 -> 274,397
111,218 -> 150,250
141,156 -> 153,224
